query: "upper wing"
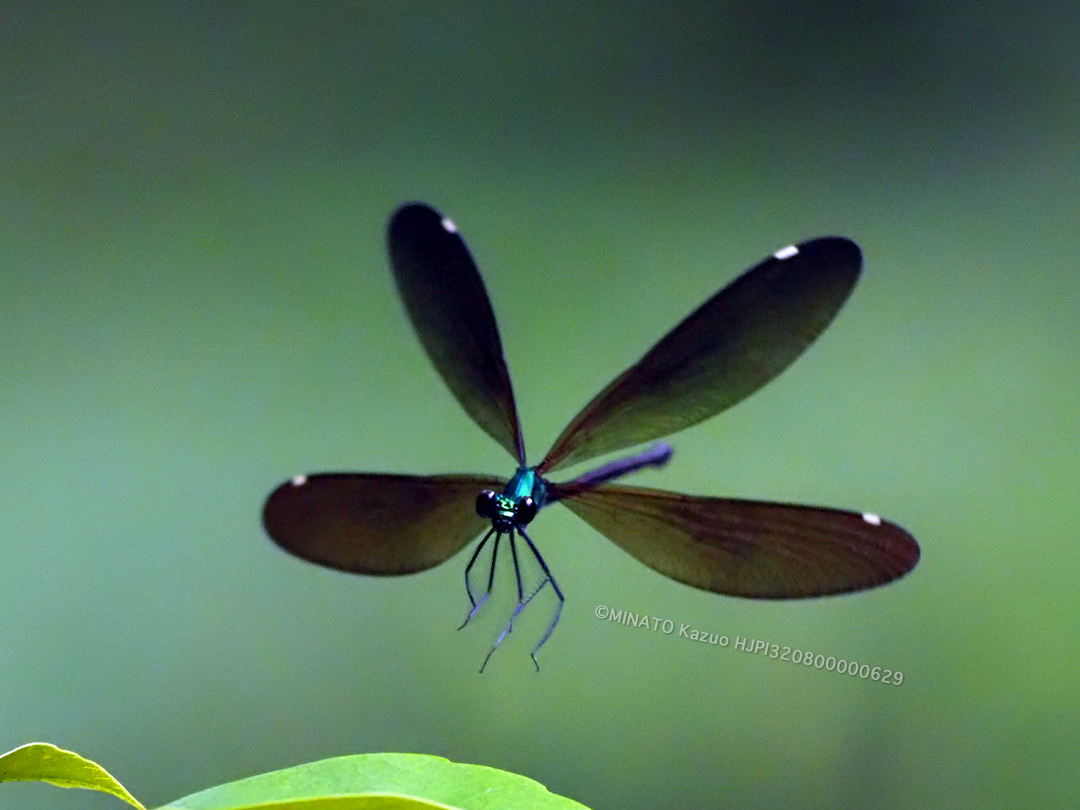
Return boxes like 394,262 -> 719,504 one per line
539,238 -> 861,473
549,482 -> 918,598
263,472 -> 505,575
388,203 -> 525,463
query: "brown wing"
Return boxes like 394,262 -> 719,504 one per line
540,238 -> 861,473
263,473 -> 505,575
389,203 -> 525,463
550,482 -> 919,598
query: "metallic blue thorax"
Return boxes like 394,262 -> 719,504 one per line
504,466 -> 546,503
489,467 -> 547,531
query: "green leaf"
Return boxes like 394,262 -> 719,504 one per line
0,742 -> 145,809
164,753 -> 590,810
193,797 -> 459,810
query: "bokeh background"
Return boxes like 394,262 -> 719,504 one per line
1,2 -> 1077,808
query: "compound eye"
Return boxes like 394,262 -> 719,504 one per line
515,496 -> 538,526
476,490 -> 498,519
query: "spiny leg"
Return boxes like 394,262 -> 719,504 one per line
479,528 -> 529,672
478,575 -> 558,672
508,529 -> 526,603
520,526 -> 565,671
460,530 -> 500,629
478,528 -> 564,673
462,529 -> 496,607
499,530 -> 528,640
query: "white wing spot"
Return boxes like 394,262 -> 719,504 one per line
291,475 -> 308,487
774,245 -> 799,260
441,216 -> 458,234
862,512 -> 882,526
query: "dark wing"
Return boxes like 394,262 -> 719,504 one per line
539,238 -> 861,473
388,203 -> 525,463
263,473 -> 506,575
548,482 -> 919,598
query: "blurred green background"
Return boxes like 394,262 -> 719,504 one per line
1,2 -> 1077,808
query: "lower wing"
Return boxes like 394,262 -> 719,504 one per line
549,482 -> 919,598
263,472 -> 506,575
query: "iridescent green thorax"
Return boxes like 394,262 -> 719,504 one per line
475,467 -> 545,534
503,466 -> 547,508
